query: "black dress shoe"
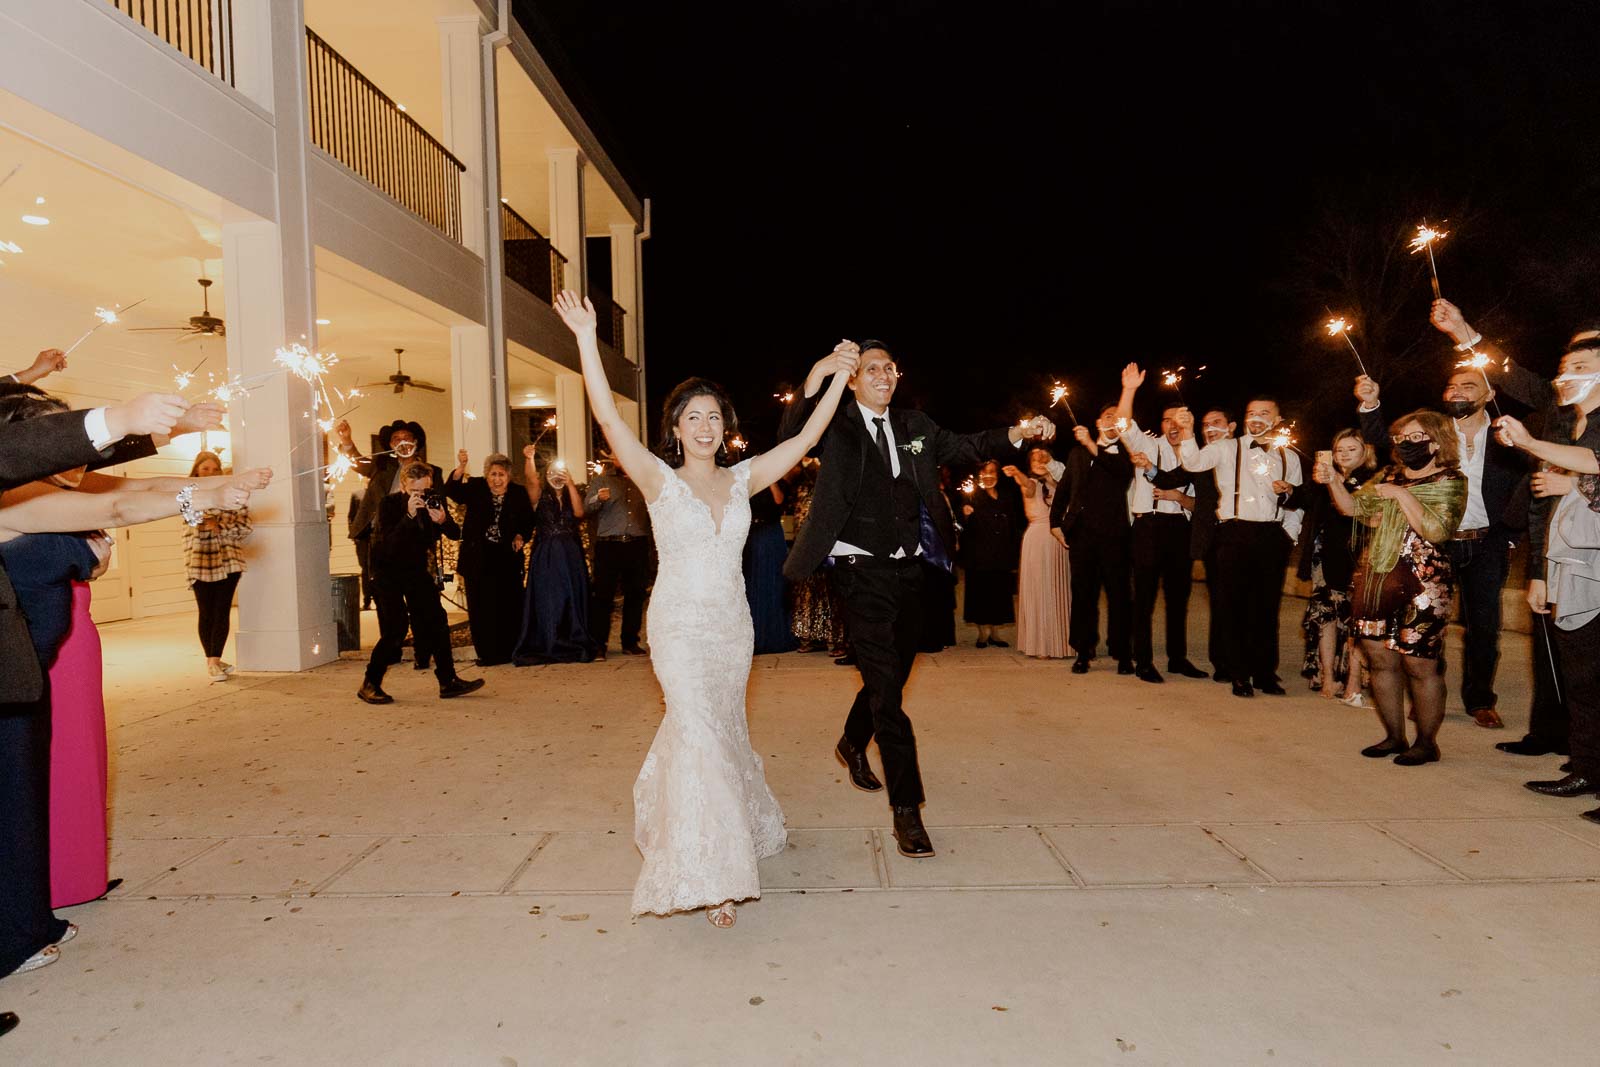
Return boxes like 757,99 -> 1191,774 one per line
1071,657 -> 1090,674
834,654 -> 857,666
1116,660 -> 1136,676
1257,681 -> 1288,696
1231,680 -> 1254,698
0,1012 -> 17,1038
622,645 -> 647,656
413,658 -> 430,671
439,677 -> 485,699
989,638 -> 1009,648
892,806 -> 935,858
1212,669 -> 1232,683
975,639 -> 989,649
594,649 -> 608,661
835,737 -> 883,792
1136,664 -> 1164,684
356,680 -> 393,705
1582,806 -> 1600,825
1496,738 -> 1568,757
1562,761 -> 1574,773
1524,774 -> 1598,798
1169,661 -> 1209,679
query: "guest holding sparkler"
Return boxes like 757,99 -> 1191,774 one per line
182,451 -> 252,682
513,448 -> 597,665
1113,364 -> 1206,683
1053,408 -> 1134,673
446,450 -> 535,666
1011,449 -> 1070,657
960,460 -> 1022,647
1322,411 -> 1465,764
1300,430 -> 1377,703
1178,398 -> 1304,697
585,448 -> 653,660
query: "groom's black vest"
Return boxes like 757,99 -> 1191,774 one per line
839,441 -> 922,559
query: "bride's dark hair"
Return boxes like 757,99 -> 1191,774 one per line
658,377 -> 739,469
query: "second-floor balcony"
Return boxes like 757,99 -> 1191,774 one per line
106,0 -> 235,88
500,201 -> 565,303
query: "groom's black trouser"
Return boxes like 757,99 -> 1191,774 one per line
832,555 -> 926,808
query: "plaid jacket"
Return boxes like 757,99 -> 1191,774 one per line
183,507 -> 252,584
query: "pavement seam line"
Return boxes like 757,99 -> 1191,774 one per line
1539,819 -> 1600,854
1199,825 -> 1280,884
497,832 -> 557,894
870,829 -> 893,888
310,836 -> 390,895
1032,825 -> 1088,888
1365,820 -> 1471,881
119,836 -> 234,896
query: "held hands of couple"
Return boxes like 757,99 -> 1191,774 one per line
804,341 -> 861,394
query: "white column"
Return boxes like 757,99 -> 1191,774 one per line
222,220 -> 336,671
547,146 -> 586,296
608,222 -> 640,365
226,0 -> 275,112
554,371 -> 590,473
449,325 -> 496,463
438,15 -> 487,256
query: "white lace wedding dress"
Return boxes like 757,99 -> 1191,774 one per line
631,456 -> 787,916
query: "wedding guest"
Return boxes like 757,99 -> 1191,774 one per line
745,476 -> 796,654
182,451 -> 252,681
358,463 -> 483,702
1113,364 -> 1205,683
1053,407 -> 1133,673
446,450 -> 535,666
919,466 -> 960,652
1300,430 -> 1376,703
959,460 -> 1021,647
348,485 -> 372,610
513,450 -> 597,665
585,448 -> 652,659
788,458 -> 849,656
1179,399 -> 1304,697
1013,450 -> 1070,657
1323,410 -> 1465,764
1193,409 -> 1234,681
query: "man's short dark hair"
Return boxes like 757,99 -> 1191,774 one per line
858,339 -> 893,360
401,462 -> 433,483
1246,395 -> 1280,410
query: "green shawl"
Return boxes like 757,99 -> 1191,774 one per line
1350,469 -> 1467,576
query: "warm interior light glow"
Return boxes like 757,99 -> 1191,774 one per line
20,215 -> 48,226
315,318 -> 331,325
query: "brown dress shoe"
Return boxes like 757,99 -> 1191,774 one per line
1472,707 -> 1505,729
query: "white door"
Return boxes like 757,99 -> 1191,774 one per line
87,526 -> 133,624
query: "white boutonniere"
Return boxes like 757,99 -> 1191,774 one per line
899,435 -> 926,456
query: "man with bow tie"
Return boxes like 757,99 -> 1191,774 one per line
1052,403 -> 1137,674
1178,397 -> 1305,697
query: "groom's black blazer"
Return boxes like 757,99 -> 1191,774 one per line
778,395 -> 1015,581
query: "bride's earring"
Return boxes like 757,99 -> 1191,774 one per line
674,435 -> 683,462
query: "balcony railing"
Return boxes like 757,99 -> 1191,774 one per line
500,202 -> 566,304
107,0 -> 235,87
588,289 -> 628,353
305,27 -> 465,243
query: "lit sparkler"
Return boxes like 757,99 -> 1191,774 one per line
273,342 -> 341,423
774,390 -> 795,404
63,297 -> 147,354
729,435 -> 748,453
1324,314 -> 1370,377
1454,349 -> 1504,417
1160,367 -> 1189,408
1048,380 -> 1078,424
959,476 -> 976,495
462,408 -> 477,422
1409,222 -> 1448,299
586,460 -> 605,476
207,375 -> 247,404
171,357 -> 208,392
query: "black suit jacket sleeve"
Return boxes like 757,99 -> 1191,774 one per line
1497,359 -> 1554,411
85,434 -> 158,473
0,410 -> 109,490
931,421 -> 1017,468
1358,404 -> 1387,453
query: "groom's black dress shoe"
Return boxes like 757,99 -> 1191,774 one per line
0,1012 -> 17,1038
1582,806 -> 1600,825
836,738 -> 883,792
1257,681 -> 1288,696
439,677 -> 485,699
834,653 -> 857,667
1071,656 -> 1090,674
892,806 -> 935,858
1525,774 -> 1598,798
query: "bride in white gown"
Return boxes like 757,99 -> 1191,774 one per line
554,291 -> 858,927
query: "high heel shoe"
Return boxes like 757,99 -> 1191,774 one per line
706,902 -> 736,928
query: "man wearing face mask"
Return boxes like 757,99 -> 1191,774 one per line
1179,397 -> 1304,697
1355,358 -> 1528,731
1052,404 -> 1136,674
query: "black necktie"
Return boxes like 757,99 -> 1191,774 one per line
873,417 -> 894,472
1248,438 -> 1268,450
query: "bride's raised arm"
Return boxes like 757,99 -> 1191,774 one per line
747,344 -> 859,495
553,290 -> 664,502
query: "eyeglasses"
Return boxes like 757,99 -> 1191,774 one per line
1390,432 -> 1433,444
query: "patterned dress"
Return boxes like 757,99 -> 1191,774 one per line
788,476 -> 847,651
1348,467 -> 1467,658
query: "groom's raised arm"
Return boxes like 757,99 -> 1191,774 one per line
930,415 -> 1055,467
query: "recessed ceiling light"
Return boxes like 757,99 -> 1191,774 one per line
316,318 -> 331,325
20,215 -> 48,226
523,393 -> 537,399
34,197 -> 44,205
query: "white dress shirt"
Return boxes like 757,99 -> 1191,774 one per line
1455,418 -> 1490,531
1180,432 -> 1305,542
1122,421 -> 1190,518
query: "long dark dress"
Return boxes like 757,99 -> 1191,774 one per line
445,474 -> 536,666
514,490 -> 596,665
961,486 -> 1021,624
744,485 -> 796,654
1298,464 -> 1375,686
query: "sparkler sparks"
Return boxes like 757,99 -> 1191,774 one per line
959,476 -> 975,495
774,390 -> 795,403
207,376 -> 247,404
1323,312 -> 1370,377
586,460 -> 605,476
63,297 -> 146,354
462,408 -> 477,422
1409,222 -> 1449,298
1047,380 -> 1077,424
1454,350 -> 1505,417
729,435 -> 748,452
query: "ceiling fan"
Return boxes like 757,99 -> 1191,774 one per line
358,348 -> 445,394
129,277 -> 225,340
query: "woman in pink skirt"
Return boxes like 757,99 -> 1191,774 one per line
1010,448 -> 1071,658
49,579 -> 110,907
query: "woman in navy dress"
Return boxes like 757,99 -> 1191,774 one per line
744,478 -> 796,654
513,449 -> 597,664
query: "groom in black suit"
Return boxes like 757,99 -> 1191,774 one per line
780,342 -> 1054,857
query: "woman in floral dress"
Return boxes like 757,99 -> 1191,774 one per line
1321,410 -> 1465,766
1299,429 -> 1376,702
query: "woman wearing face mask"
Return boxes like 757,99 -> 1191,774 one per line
1302,429 -> 1377,704
446,450 -> 535,666
960,459 -> 1022,647
1324,411 -> 1466,765
512,449 -> 596,665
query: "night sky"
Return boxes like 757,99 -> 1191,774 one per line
518,0 -> 1600,453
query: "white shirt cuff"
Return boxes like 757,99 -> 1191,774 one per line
1357,402 -> 1380,414
84,407 -> 114,450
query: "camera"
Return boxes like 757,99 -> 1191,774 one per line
422,491 -> 444,512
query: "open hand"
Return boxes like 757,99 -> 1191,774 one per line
554,290 -> 598,335
1121,363 -> 1145,390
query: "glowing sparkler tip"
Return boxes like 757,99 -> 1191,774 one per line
1409,224 -> 1448,253
959,477 -> 975,494
543,416 -> 557,428
462,409 -> 477,421
1457,351 -> 1491,371
1326,317 -> 1349,336
93,307 -> 119,325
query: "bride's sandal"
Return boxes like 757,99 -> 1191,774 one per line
706,902 -> 737,929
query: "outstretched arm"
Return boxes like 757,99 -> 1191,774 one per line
521,446 -> 544,509
0,482 -> 251,538
76,467 -> 271,495
553,290 -> 664,502
1495,415 -> 1600,474
1114,362 -> 1144,427
748,346 -> 859,494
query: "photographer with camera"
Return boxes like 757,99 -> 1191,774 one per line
358,462 -> 484,703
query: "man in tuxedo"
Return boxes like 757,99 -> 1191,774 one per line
780,341 -> 1053,858
1111,364 -> 1206,683
1051,405 -> 1135,674
1179,398 -> 1304,697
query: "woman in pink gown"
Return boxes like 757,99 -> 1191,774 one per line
1011,448 -> 1071,658
49,580 -> 109,907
